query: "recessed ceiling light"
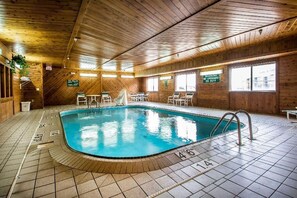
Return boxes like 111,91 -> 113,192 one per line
102,74 -> 117,78
121,75 -> 134,78
74,36 -> 81,42
80,73 -> 97,77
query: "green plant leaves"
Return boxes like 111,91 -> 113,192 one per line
9,54 -> 30,76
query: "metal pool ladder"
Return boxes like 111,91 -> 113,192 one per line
210,110 -> 255,146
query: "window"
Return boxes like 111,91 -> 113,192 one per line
147,77 -> 158,91
230,62 -> 276,91
175,72 -> 196,91
0,64 -> 13,98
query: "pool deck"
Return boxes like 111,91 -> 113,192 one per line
0,102 -> 297,198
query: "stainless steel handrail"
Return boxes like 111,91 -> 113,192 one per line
222,110 -> 255,140
210,112 -> 243,146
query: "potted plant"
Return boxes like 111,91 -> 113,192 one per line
10,54 -> 30,81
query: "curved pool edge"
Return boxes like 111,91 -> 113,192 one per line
59,105 -> 245,159
49,105 -> 248,173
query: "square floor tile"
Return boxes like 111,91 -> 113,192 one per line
238,189 -> 264,198
182,180 -> 203,193
132,173 -> 152,185
56,186 -> 78,198
255,176 -> 281,189
156,175 -> 176,188
34,183 -> 55,197
147,170 -> 165,179
77,180 -> 97,195
99,183 -> 121,198
36,175 -> 54,187
117,177 -> 138,192
141,180 -> 162,196
248,182 -> 274,197
209,187 -> 234,198
277,184 -> 297,197
123,186 -> 147,198
229,175 -> 253,188
194,174 -> 214,187
13,180 -> 35,193
168,186 -> 191,198
220,180 -> 244,195
79,189 -> 102,198
55,177 -> 75,191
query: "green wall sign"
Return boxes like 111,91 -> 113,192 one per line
203,74 -> 220,83
67,80 -> 79,87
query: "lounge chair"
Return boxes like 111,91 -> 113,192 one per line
282,107 -> 297,122
101,92 -> 112,103
168,92 -> 180,104
76,92 -> 87,105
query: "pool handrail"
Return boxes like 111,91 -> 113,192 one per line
222,110 -> 255,140
210,112 -> 243,146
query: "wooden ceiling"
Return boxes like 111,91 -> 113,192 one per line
0,0 -> 297,75
0,0 -> 82,64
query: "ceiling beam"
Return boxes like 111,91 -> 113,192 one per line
135,35 -> 297,77
63,0 -> 91,68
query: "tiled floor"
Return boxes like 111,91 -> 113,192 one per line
0,102 -> 297,198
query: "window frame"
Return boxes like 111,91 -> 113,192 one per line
175,72 -> 196,92
147,76 -> 159,92
0,64 -> 14,99
229,61 -> 277,92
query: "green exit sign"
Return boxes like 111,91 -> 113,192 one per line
0,48 -> 2,55
203,74 -> 220,83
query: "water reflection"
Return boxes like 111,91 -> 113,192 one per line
102,121 -> 118,147
176,117 -> 197,142
146,110 -> 160,133
121,119 -> 136,143
81,125 -> 99,149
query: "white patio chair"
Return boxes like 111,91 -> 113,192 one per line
101,92 -> 112,103
168,92 -> 180,104
181,92 -> 194,106
76,92 -> 87,105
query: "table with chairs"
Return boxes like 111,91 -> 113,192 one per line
130,92 -> 149,102
86,94 -> 100,107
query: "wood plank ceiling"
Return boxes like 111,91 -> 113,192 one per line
0,0 -> 82,64
0,0 -> 297,75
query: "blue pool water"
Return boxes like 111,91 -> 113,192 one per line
60,106 -> 241,158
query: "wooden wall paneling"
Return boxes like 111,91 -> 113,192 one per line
229,91 -> 277,114
279,54 -> 297,110
102,77 -> 140,99
198,66 -> 229,109
21,63 -> 44,109
158,77 -> 174,103
44,68 -> 101,105
13,72 -> 21,113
